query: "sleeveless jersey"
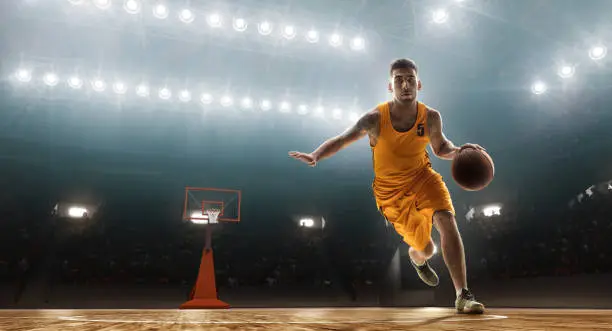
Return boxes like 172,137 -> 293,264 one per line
371,101 -> 431,188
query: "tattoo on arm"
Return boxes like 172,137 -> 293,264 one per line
354,110 -> 379,137
313,109 -> 379,161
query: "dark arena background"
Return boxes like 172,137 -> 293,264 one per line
1,0 -> 612,330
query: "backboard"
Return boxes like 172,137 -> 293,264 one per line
183,187 -> 241,224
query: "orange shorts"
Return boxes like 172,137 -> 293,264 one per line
374,168 -> 454,251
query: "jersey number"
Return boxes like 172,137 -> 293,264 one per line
416,123 -> 425,136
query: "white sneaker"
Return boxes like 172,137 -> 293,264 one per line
455,288 -> 485,314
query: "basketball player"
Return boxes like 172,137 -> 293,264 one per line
289,58 -> 485,314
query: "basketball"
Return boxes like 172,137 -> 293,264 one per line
451,147 -> 494,191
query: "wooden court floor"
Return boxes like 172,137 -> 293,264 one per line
1,308 -> 611,330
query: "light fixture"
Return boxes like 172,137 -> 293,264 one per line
306,29 -> 319,43
233,18 -> 247,31
15,69 -> 32,83
258,21 -> 273,35
43,72 -> 59,87
531,81 -> 547,95
329,33 -> 343,47
200,93 -> 213,105
91,79 -> 107,92
153,4 -> 169,19
282,25 -> 296,39
179,9 -> 195,23
67,76 -> 83,89
432,8 -> 449,24
123,0 -> 141,14
159,87 -> 172,100
589,45 -> 607,61
93,0 -> 111,10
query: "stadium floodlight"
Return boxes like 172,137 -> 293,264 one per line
179,9 -> 195,24
113,81 -> 127,94
93,0 -> 111,10
589,45 -> 607,60
297,104 -> 308,115
67,76 -> 83,89
15,69 -> 32,83
135,83 -> 149,97
306,29 -> 320,43
329,33 -> 343,47
220,95 -> 233,107
348,112 -> 359,122
179,90 -> 192,102
557,65 -> 575,79
350,36 -> 365,51
299,218 -> 314,228
332,108 -> 343,120
207,13 -> 222,28
482,205 -> 502,217
233,18 -> 247,32
313,106 -> 325,117
531,81 -> 547,95
279,101 -> 291,112
432,8 -> 449,24
67,0 -> 85,5
200,93 -> 213,105
260,99 -> 272,111
159,87 -> 172,100
123,0 -> 141,14
68,206 -> 89,219
91,78 -> 106,92
282,25 -> 297,39
241,97 -> 253,109
43,72 -> 59,87
153,4 -> 169,19
258,21 -> 273,35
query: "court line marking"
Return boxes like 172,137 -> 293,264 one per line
57,314 -> 508,324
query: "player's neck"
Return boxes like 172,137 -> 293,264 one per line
391,99 -> 418,117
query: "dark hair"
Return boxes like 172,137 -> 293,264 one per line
390,58 -> 418,76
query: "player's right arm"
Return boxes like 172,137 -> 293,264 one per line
288,109 -> 380,166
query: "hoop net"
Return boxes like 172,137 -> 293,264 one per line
205,208 -> 221,224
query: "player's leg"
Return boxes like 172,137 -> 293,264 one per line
375,196 -> 439,287
408,239 -> 435,265
396,207 -> 439,287
407,237 -> 440,287
432,211 -> 484,314
416,172 -> 484,314
432,211 -> 466,295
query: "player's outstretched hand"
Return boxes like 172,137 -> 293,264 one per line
288,151 -> 317,167
459,143 -> 485,152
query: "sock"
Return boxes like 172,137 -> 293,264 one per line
414,260 -> 426,267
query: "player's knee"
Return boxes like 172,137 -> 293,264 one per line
411,239 -> 435,256
422,240 -> 435,257
433,210 -> 457,235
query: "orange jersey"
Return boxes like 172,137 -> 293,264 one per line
371,101 -> 431,188
370,101 -> 454,251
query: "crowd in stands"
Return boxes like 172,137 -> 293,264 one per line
466,190 -> 612,279
1,190 -> 611,302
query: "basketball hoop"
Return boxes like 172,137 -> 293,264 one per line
205,208 -> 221,224
180,187 -> 240,309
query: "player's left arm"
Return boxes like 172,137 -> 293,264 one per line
427,109 -> 458,160
427,108 -> 484,160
